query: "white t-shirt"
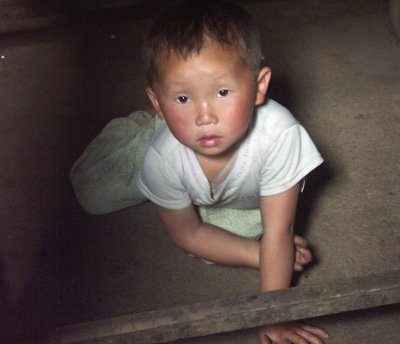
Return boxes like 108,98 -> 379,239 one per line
137,99 -> 323,210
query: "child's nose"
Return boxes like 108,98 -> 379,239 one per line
195,102 -> 218,126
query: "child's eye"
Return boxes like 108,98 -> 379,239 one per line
217,89 -> 229,97
176,96 -> 189,104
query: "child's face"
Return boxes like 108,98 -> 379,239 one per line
146,41 -> 270,161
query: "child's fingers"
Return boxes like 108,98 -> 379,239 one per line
294,247 -> 312,271
296,329 -> 325,344
294,235 -> 308,248
286,331 -> 311,344
258,330 -> 272,344
295,247 -> 312,265
301,323 -> 329,339
294,262 -> 304,271
258,333 -> 272,344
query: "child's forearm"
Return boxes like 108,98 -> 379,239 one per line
258,185 -> 299,292
259,230 -> 294,292
188,223 -> 294,290
157,205 -> 261,268
178,222 -> 261,268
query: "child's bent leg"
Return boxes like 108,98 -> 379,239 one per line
70,111 -> 164,214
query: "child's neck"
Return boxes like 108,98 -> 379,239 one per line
195,144 -> 240,183
196,154 -> 229,182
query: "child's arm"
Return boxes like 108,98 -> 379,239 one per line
259,184 -> 299,292
157,204 -> 311,270
157,186 -> 327,343
156,204 -> 262,268
258,184 -> 328,344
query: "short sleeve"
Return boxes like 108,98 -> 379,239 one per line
137,146 -> 192,209
259,124 -> 323,196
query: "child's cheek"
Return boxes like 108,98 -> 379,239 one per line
171,122 -> 192,145
164,108 -> 193,145
226,100 -> 254,135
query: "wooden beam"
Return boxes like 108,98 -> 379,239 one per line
48,270 -> 400,344
0,1 -> 161,34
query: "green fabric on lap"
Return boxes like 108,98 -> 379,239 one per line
198,206 -> 262,239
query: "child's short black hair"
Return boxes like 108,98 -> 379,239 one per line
143,0 -> 263,86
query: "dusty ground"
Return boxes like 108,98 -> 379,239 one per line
0,0 -> 399,343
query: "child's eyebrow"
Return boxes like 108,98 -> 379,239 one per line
167,72 -> 232,87
210,72 -> 230,80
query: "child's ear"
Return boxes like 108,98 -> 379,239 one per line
255,67 -> 271,106
145,86 -> 165,120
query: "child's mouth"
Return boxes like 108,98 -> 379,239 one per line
198,135 -> 223,147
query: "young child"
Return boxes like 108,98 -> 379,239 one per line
70,1 -> 328,343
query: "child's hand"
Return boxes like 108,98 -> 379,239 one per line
294,235 -> 313,271
258,321 -> 329,344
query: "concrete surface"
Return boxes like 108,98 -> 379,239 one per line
0,0 -> 399,343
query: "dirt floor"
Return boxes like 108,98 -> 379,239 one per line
0,0 -> 399,343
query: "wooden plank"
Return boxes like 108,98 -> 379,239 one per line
48,270 -> 400,344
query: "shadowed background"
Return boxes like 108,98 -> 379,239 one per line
0,0 -> 399,343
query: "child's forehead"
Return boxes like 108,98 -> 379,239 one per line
155,39 -> 244,69
152,46 -> 254,91
149,36 -> 256,88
